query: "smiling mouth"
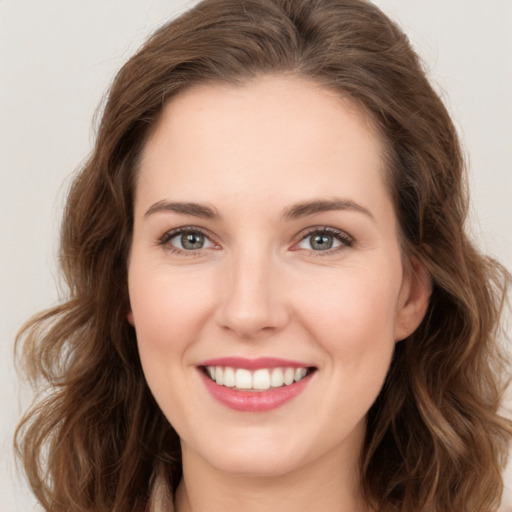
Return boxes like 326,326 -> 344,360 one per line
200,365 -> 316,392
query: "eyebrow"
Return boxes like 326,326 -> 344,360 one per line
143,197 -> 373,222
282,198 -> 374,221
144,200 -> 222,220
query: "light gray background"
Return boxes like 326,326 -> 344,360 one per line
1,1 -> 510,511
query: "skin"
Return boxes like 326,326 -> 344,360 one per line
127,75 -> 430,512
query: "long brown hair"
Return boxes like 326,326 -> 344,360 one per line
15,1 -> 511,511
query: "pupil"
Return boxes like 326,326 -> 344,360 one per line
181,232 -> 204,250
311,234 -> 333,250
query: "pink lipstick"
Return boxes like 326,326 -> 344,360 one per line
197,357 -> 315,412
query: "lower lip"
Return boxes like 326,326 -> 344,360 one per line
199,371 -> 313,412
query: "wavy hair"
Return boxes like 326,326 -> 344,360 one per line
15,1 -> 511,511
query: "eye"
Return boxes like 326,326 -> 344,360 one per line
295,227 -> 353,253
159,227 -> 215,253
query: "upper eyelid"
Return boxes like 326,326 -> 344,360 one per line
159,225 -> 214,242
296,225 -> 353,241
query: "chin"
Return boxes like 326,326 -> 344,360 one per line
211,450 -> 306,478
181,430 -> 312,478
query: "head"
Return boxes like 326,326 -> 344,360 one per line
21,1 -> 510,511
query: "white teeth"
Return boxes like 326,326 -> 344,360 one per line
204,365 -> 311,391
253,369 -> 271,390
283,367 -> 295,385
223,367 -> 236,387
235,368 -> 252,389
270,368 -> 284,388
215,366 -> 224,386
295,368 -> 307,382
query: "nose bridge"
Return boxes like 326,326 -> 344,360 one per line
216,243 -> 287,338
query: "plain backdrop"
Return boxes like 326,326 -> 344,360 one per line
1,1 -> 511,511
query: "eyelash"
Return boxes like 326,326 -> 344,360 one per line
294,226 -> 354,256
157,226 -> 214,256
157,226 -> 354,257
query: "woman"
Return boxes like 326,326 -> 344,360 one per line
15,0 -> 511,511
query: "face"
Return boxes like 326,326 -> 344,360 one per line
127,76 -> 429,479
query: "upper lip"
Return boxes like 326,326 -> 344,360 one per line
197,357 -> 314,370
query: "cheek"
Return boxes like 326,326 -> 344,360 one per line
127,265 -> 216,421
292,263 -> 401,408
296,267 -> 401,345
282,265 -> 401,446
128,265 -> 215,351
127,268 -> 217,427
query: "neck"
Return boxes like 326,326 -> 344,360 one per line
174,435 -> 369,512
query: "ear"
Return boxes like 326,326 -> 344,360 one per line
127,310 -> 135,326
394,256 -> 431,342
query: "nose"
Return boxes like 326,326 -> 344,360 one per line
215,248 -> 290,340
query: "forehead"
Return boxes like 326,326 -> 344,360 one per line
136,75 -> 389,213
